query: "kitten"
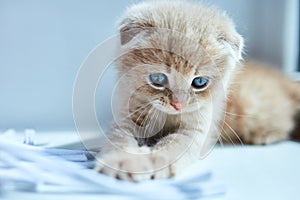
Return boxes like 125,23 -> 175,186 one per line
95,1 -> 244,181
223,62 -> 300,145
95,1 -> 300,181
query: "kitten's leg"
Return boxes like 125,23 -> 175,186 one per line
150,130 -> 213,179
243,127 -> 292,145
95,128 -> 207,180
234,115 -> 294,145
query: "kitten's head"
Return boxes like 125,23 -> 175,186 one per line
116,1 -> 244,116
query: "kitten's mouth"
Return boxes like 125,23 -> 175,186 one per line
151,100 -> 201,115
151,101 -> 191,115
151,102 -> 180,114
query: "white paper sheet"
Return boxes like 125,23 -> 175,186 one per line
0,136 -> 225,199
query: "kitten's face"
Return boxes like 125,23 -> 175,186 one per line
135,63 -> 213,115
147,67 -> 209,114
120,47 -> 221,117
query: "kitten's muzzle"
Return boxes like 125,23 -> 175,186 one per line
170,101 -> 186,110
169,89 -> 189,110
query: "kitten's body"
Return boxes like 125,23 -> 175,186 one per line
95,1 -> 300,181
224,62 -> 300,145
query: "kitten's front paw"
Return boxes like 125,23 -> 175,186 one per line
95,148 -> 171,181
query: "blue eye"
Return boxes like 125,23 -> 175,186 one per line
192,77 -> 209,89
149,73 -> 167,87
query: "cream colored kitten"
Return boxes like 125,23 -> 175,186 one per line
223,62 -> 300,145
95,1 -> 244,181
95,1 -> 300,181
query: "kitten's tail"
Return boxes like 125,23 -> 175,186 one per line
289,81 -> 300,110
289,81 -> 300,140
295,82 -> 300,104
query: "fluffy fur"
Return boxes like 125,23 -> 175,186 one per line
223,62 -> 300,145
95,1 -> 300,181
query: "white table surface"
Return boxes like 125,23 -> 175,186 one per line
1,131 -> 300,200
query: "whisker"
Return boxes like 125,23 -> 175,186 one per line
223,121 -> 244,146
225,111 -> 256,119
146,107 -> 160,141
150,107 -> 159,134
197,110 -> 237,148
218,135 -> 224,147
141,106 -> 155,139
118,98 -> 160,122
133,94 -> 163,102
220,125 -> 236,146
195,111 -> 216,148
121,102 -> 152,117
136,103 -> 152,129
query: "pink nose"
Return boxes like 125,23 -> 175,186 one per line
170,101 -> 182,111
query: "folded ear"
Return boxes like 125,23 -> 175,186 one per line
218,32 -> 244,61
119,19 -> 140,45
119,18 -> 154,45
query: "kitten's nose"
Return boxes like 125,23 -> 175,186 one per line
170,101 -> 183,111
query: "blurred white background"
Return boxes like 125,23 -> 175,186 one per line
0,0 -> 299,131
